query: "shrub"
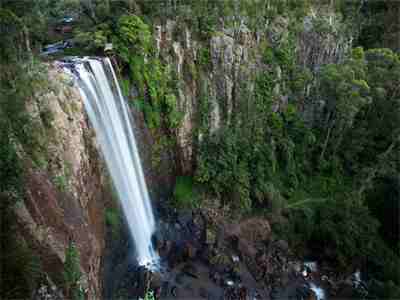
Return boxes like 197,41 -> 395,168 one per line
114,14 -> 182,133
63,243 -> 83,300
144,290 -> 155,300
53,174 -> 68,193
0,202 -> 44,299
0,117 -> 23,201
105,208 -> 121,239
113,14 -> 152,61
196,128 -> 253,212
311,196 -> 379,268
173,176 -> 198,209
198,47 -> 211,67
263,47 -> 275,65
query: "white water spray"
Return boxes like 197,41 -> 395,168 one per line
309,282 -> 326,300
67,57 -> 158,266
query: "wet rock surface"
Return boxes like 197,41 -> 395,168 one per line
103,190 -> 373,300
109,208 -> 262,299
108,203 -> 339,299
105,193 -> 368,300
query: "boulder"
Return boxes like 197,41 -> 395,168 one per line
150,272 -> 163,290
182,263 -> 199,278
199,287 -> 208,298
192,212 -> 206,243
238,239 -> 257,259
275,239 -> 289,253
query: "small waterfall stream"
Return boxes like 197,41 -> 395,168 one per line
65,57 -> 159,267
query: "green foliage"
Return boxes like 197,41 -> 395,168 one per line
290,66 -> 312,95
1,1 -> 399,297
197,92 -> 212,136
0,117 -> 24,202
369,280 -> 400,299
318,53 -> 371,162
52,162 -> 72,193
196,128 -> 252,212
351,46 -> 364,60
0,2 -> 50,53
262,36 -> 312,100
0,8 -> 25,61
0,198 -> 44,299
165,93 -> 183,128
144,290 -> 155,300
105,208 -> 121,239
64,243 -> 84,300
113,15 -> 182,132
1,31 -> 52,194
365,177 -> 399,252
173,176 -> 198,209
198,46 -> 211,67
0,5 -> 58,298
104,179 -> 122,239
262,39 -> 295,71
364,237 -> 400,297
53,174 -> 68,193
120,78 -> 131,98
262,46 -> 275,65
312,196 -> 379,267
113,15 -> 152,60
342,48 -> 400,180
356,1 -> 400,52
39,106 -> 54,129
197,43 -> 399,298
111,14 -> 182,169
150,134 -> 175,169
275,44 -> 295,70
75,22 -> 112,52
64,244 -> 81,285
197,62 -> 315,212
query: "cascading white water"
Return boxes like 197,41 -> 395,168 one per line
67,57 -> 158,266
309,282 -> 326,300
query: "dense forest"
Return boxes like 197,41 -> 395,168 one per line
1,0 -> 399,299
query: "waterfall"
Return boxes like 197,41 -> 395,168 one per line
309,282 -> 326,300
66,57 -> 158,266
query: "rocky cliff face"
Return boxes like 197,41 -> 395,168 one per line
153,7 -> 352,172
14,66 -> 109,298
8,6 -> 354,298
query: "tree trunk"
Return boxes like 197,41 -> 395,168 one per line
332,122 -> 346,157
22,25 -> 31,53
104,0 -> 110,15
128,0 -> 136,13
320,119 -> 334,162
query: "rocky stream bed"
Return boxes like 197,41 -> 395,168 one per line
103,199 -> 367,300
